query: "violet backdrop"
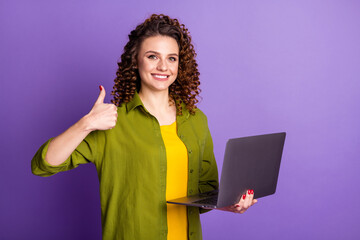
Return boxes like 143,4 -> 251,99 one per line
1,0 -> 359,239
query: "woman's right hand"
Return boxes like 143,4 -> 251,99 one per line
84,86 -> 118,131
43,86 -> 117,166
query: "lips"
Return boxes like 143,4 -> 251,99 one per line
151,73 -> 169,81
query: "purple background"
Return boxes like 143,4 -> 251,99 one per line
1,0 -> 359,239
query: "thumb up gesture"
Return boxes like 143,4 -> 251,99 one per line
85,86 -> 118,131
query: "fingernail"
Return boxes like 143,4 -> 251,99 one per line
251,189 -> 254,194
248,190 -> 251,194
99,85 -> 102,91
242,194 -> 246,199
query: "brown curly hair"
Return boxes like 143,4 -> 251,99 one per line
111,14 -> 200,115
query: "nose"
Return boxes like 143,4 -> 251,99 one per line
156,59 -> 168,71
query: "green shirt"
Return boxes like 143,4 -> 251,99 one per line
31,93 -> 219,240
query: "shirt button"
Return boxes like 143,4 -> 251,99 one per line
189,189 -> 193,194
179,135 -> 184,139
188,149 -> 192,154
190,169 -> 193,173
190,232 -> 194,235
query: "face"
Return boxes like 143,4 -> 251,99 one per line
136,35 -> 179,94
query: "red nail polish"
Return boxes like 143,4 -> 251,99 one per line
242,194 -> 246,199
251,189 -> 254,194
236,204 -> 240,207
248,190 -> 251,194
99,86 -> 102,91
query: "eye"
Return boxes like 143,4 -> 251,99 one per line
169,57 -> 177,62
147,55 -> 157,60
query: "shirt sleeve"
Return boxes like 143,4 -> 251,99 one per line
198,114 -> 219,213
31,131 -> 98,177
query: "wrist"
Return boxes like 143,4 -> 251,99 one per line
77,115 -> 94,133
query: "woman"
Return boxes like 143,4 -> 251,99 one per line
32,14 -> 257,240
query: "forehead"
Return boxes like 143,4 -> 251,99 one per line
139,35 -> 179,54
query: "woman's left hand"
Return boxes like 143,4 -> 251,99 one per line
217,189 -> 258,214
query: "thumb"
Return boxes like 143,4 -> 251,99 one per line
95,85 -> 106,104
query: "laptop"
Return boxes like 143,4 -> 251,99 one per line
167,132 -> 286,209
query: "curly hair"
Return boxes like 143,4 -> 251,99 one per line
111,14 -> 200,115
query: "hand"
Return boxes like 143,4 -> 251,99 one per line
84,86 -> 118,131
217,189 -> 258,214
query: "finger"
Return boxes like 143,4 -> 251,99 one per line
234,193 -> 246,212
244,190 -> 252,208
95,85 -> 106,105
112,104 -> 118,118
244,190 -> 256,209
249,189 -> 254,204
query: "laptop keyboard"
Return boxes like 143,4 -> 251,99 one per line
194,197 -> 218,206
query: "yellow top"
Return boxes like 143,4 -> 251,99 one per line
160,121 -> 188,240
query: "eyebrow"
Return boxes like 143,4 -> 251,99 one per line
144,50 -> 179,57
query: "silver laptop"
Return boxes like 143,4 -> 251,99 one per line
167,132 -> 286,209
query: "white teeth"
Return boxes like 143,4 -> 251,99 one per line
153,75 -> 168,79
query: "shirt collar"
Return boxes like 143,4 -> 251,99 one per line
126,91 -> 191,121
176,101 -> 190,124
126,91 -> 144,113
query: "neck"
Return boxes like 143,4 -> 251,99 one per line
138,88 -> 177,125
138,88 -> 173,113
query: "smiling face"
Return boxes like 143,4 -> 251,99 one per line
136,35 -> 179,94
